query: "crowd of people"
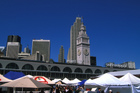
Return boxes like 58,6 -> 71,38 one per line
50,86 -> 121,93
51,86 -> 85,93
96,87 -> 120,93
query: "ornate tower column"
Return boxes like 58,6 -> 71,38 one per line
77,23 -> 90,65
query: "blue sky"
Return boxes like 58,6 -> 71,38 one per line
0,0 -> 140,68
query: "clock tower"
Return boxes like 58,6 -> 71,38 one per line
77,23 -> 90,65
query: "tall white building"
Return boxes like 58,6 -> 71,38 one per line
77,23 -> 90,65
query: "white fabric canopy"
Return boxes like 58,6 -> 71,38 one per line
52,79 -> 62,83
85,73 -> 129,86
0,74 -> 12,82
62,77 -> 70,84
68,78 -> 81,84
119,73 -> 140,85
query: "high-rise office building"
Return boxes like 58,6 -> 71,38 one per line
6,42 -> 21,59
7,35 -> 21,43
67,17 -> 84,63
24,46 -> 30,53
32,39 -> 50,62
58,45 -> 64,63
77,23 -> 90,65
6,35 -> 22,59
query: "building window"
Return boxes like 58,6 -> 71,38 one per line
74,68 -> 83,73
85,68 -> 93,74
6,63 -> 19,69
22,64 -> 34,70
51,66 -> 60,72
37,65 -> 48,71
63,67 -> 72,73
95,69 -> 102,75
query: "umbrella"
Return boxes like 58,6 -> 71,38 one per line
33,76 -> 55,84
0,74 -> 12,82
0,76 -> 51,93
4,71 -> 25,80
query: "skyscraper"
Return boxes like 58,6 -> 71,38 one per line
67,17 -> 83,63
32,39 -> 50,62
6,35 -> 22,59
24,46 -> 30,53
58,45 -> 64,63
7,35 -> 21,43
67,17 -> 86,63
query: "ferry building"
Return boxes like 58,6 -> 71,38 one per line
0,57 -> 135,80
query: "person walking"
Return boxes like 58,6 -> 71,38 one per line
97,87 -> 101,93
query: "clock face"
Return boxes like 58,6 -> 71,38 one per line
84,49 -> 89,56
78,49 -> 81,56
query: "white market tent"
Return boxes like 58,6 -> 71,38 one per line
119,73 -> 140,93
62,77 -> 70,84
68,78 -> 81,85
85,73 -> 140,93
119,73 -> 140,85
52,79 -> 62,83
85,73 -> 129,86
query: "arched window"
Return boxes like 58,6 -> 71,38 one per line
74,68 -> 83,73
22,64 -> 34,70
0,63 -> 2,68
104,70 -> 109,73
95,69 -> 102,75
63,67 -> 72,73
37,65 -> 48,71
51,66 -> 60,72
85,68 -> 93,74
6,63 -> 19,69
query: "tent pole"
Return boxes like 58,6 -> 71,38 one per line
13,87 -> 15,93
22,87 -> 23,93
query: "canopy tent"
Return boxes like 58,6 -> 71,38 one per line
119,73 -> 140,93
0,74 -> 12,82
119,73 -> 140,85
0,76 -> 51,93
4,71 -> 25,80
62,77 -> 70,84
52,79 -> 62,83
68,78 -> 81,85
33,76 -> 55,84
85,73 -> 129,86
78,79 -> 87,86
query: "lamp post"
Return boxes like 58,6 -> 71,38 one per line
48,65 -> 51,79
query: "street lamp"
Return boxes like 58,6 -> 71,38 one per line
48,65 -> 51,79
